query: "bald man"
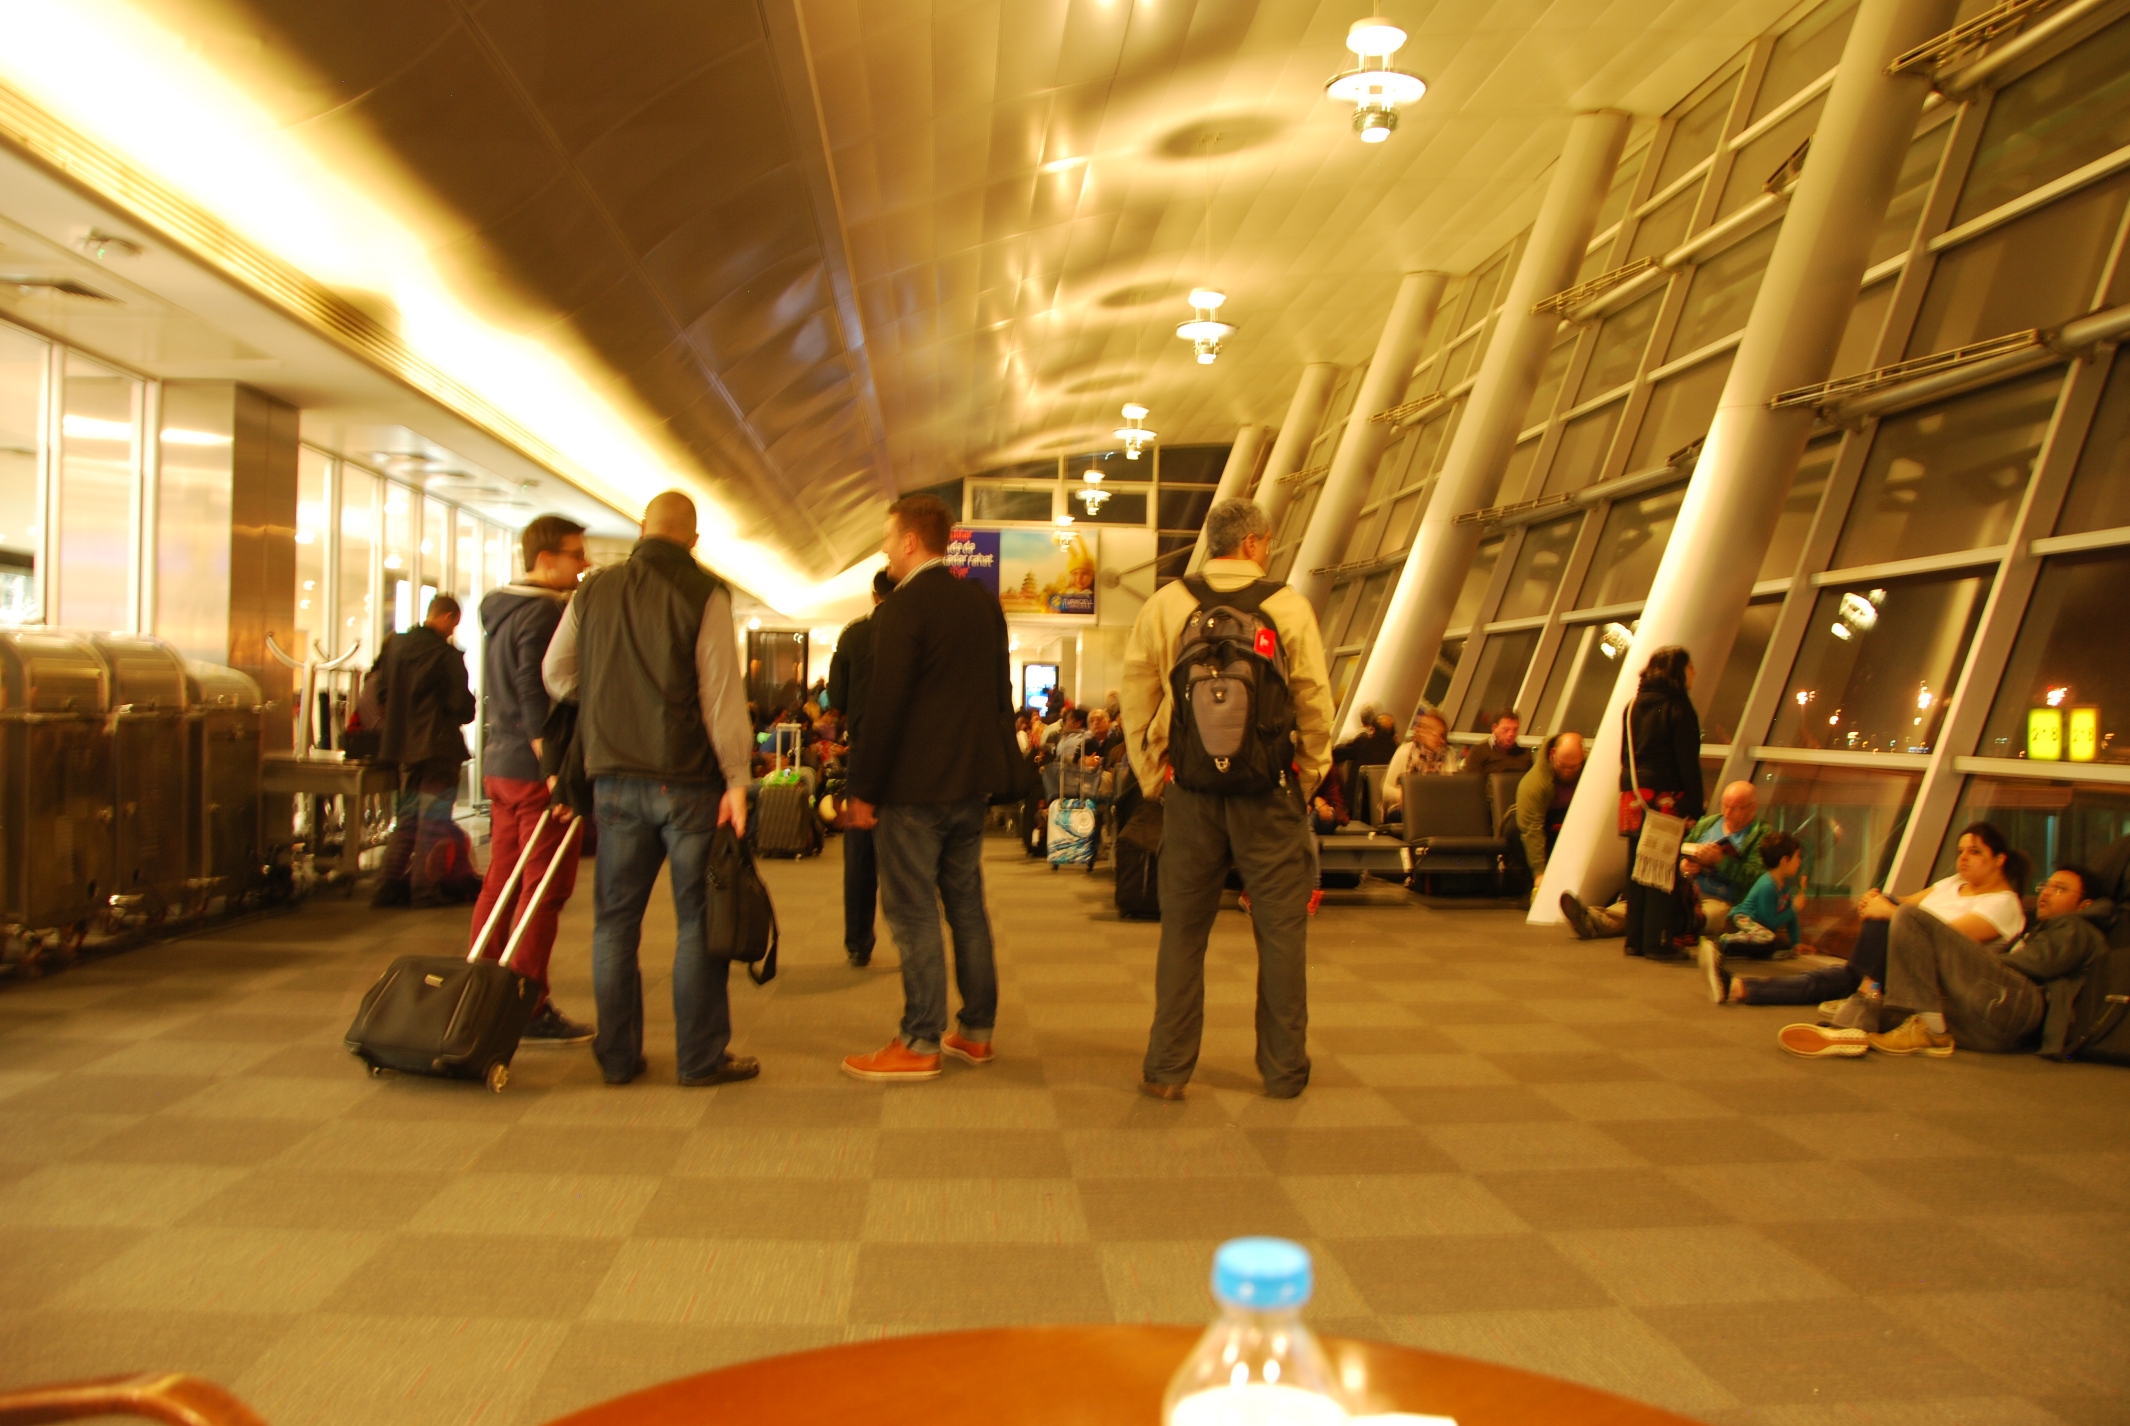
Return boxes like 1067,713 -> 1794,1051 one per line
544,490 -> 760,1088
1514,731 -> 1585,885
1681,780 -> 1769,925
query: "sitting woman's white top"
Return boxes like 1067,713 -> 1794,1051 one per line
1916,873 -> 2026,952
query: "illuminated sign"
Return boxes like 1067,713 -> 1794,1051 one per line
2027,707 -> 2062,761
2068,706 -> 2099,763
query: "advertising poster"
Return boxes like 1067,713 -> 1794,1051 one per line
948,525 -> 1098,620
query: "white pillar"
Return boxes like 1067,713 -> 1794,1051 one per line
1534,0 -> 1957,924
1343,111 -> 1630,738
1289,272 -> 1448,613
1189,424 -> 1270,572
1257,363 -> 1339,528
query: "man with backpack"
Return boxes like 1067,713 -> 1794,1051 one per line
1119,498 -> 1335,1100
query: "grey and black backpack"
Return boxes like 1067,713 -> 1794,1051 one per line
1167,577 -> 1297,796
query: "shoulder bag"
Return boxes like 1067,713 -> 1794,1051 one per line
705,826 -> 779,986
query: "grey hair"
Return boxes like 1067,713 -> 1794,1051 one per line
1204,498 -> 1273,559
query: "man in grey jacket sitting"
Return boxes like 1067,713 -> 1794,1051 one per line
1868,864 -> 2113,1057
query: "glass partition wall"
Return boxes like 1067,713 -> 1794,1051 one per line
1294,2 -> 2130,915
958,443 -> 1229,587
0,311 -> 519,797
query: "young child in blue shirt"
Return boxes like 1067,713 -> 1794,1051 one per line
1722,831 -> 1811,958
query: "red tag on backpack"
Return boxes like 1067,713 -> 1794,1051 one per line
1254,627 -> 1277,658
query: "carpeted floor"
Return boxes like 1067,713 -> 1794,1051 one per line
1,832 -> 2126,1426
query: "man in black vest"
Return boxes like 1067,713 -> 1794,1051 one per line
542,491 -> 759,1088
828,569 -> 897,968
840,494 -> 1014,1082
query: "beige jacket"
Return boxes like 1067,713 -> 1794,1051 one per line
1119,558 -> 1335,800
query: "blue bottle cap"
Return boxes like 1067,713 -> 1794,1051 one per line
1211,1236 -> 1313,1309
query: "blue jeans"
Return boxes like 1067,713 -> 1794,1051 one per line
591,776 -> 731,1081
843,825 -> 877,960
874,798 -> 998,1050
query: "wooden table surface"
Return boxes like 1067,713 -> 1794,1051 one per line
546,1325 -> 1702,1426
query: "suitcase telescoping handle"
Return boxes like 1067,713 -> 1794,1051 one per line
466,805 -> 563,964
499,816 -> 585,969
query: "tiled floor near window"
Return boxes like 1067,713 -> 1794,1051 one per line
2,836 -> 2126,1426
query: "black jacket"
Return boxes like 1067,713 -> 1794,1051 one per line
828,610 -> 876,742
1335,725 -> 1397,768
849,565 -> 1013,806
2006,902 -> 2116,1056
480,583 -> 570,783
573,538 -> 725,788
1619,677 -> 1704,821
374,625 -> 475,769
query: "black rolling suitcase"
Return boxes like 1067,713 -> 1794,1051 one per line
345,807 -> 583,1092
1115,803 -> 1162,921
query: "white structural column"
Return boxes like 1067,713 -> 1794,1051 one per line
1188,424 -> 1270,571
1534,0 -> 1957,924
1288,272 -> 1448,614
1345,111 -> 1631,732
1255,363 -> 1338,527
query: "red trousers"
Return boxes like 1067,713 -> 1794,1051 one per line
468,776 -> 582,995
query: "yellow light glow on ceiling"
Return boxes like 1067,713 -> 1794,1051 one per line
0,0 -> 864,615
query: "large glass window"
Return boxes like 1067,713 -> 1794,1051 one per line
57,352 -> 139,632
1869,120 -> 1952,267
1496,514 -> 1582,620
1523,329 -> 1576,430
1579,482 -> 1686,608
0,324 -> 42,623
1768,573 -> 1992,753
1157,488 -> 1215,531
339,466 -> 378,657
421,496 -> 447,608
382,482 -> 416,633
1760,436 -> 1837,582
2056,352 -> 2130,534
1701,600 -> 1780,744
1543,402 -> 1623,494
1748,1 -> 1854,121
1831,371 -> 2056,568
1717,98 -> 1821,219
1625,354 -> 1734,471
294,448 -> 329,659
1654,74 -> 1738,191
1538,620 -> 1634,737
1830,279 -> 1895,378
1628,189 -> 1698,266
155,384 -> 233,662
1595,147 -> 1646,233
1752,762 -> 1919,914
1072,488 -> 1148,525
1981,550 -> 2130,765
1668,224 -> 1779,358
1950,14 -> 2130,227
1422,637 -> 1465,709
970,484 -> 1054,522
1931,776 -> 2130,883
1461,628 -> 1541,730
1905,171 -> 2128,356
1333,571 -> 1394,648
1577,293 -> 1661,402
1447,537 -> 1503,631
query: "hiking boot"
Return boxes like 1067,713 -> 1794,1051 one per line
1868,1015 -> 1955,1057
941,1031 -> 993,1066
841,1039 -> 942,1082
522,1003 -> 595,1046
680,1053 -> 762,1086
1778,1023 -> 1867,1058
1559,891 -> 1596,940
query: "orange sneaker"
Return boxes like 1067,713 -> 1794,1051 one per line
941,1031 -> 994,1066
841,1039 -> 942,1082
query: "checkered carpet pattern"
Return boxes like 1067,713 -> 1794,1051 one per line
2,834 -> 2127,1426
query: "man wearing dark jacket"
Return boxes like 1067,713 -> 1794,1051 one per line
828,569 -> 896,968
373,595 -> 477,907
466,514 -> 593,1045
542,491 -> 759,1089
840,494 -> 1014,1083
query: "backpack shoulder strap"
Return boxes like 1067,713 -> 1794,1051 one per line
1181,575 -> 1278,617
1180,575 -> 1215,608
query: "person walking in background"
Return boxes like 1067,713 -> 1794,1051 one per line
1618,646 -> 1704,963
542,491 -> 759,1089
466,514 -> 594,1046
840,494 -> 1015,1083
372,593 -> 478,909
1121,498 -> 1335,1101
829,569 -> 897,969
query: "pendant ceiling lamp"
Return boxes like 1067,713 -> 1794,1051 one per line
1112,402 -> 1156,459
1326,16 -> 1426,143
1176,290 -> 1236,365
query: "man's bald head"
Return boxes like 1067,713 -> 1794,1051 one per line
1721,780 -> 1758,830
642,490 -> 699,546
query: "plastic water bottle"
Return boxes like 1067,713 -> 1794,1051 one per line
1164,1237 -> 1351,1426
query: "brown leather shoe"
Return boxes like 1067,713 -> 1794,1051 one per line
1138,1079 -> 1186,1101
679,1053 -> 760,1087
